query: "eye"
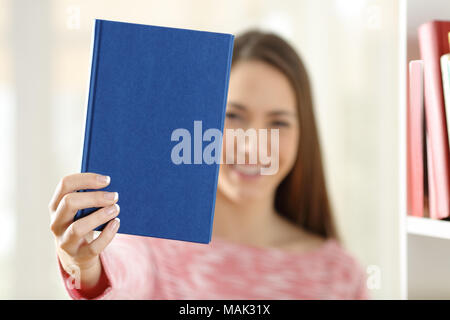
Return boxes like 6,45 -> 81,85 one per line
226,112 -> 241,120
270,120 -> 290,128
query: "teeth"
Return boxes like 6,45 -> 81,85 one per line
233,165 -> 261,176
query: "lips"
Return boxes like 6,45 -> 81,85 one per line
230,164 -> 263,177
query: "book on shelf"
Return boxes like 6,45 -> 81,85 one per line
417,20 -> 450,219
441,35 -> 450,145
407,60 -> 425,217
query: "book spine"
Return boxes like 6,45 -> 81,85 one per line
207,35 -> 235,243
407,61 -> 424,217
442,54 -> 450,151
418,21 -> 450,219
75,20 -> 102,222
81,19 -> 102,173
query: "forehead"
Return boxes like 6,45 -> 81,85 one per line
227,59 -> 297,114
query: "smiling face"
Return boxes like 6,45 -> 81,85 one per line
217,59 -> 300,202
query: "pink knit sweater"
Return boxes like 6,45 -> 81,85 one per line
59,234 -> 368,299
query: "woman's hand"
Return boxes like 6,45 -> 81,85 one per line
48,173 -> 120,290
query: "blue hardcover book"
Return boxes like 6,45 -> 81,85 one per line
74,19 -> 234,244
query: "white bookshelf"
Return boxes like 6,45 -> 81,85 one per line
403,0 -> 450,299
407,218 -> 450,299
407,217 -> 450,239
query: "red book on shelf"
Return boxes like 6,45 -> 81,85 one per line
407,60 -> 424,217
418,20 -> 450,219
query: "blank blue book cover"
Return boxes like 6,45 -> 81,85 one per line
74,19 -> 234,244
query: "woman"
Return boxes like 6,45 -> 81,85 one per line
49,30 -> 368,299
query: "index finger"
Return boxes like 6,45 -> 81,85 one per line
48,173 -> 111,212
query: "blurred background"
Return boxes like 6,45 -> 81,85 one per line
0,0 -> 403,299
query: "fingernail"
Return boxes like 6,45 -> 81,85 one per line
97,175 -> 110,185
111,218 -> 120,231
104,192 -> 118,201
105,204 -> 119,216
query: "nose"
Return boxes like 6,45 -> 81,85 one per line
236,134 -> 258,160
235,127 -> 271,165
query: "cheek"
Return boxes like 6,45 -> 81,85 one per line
277,129 -> 299,173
